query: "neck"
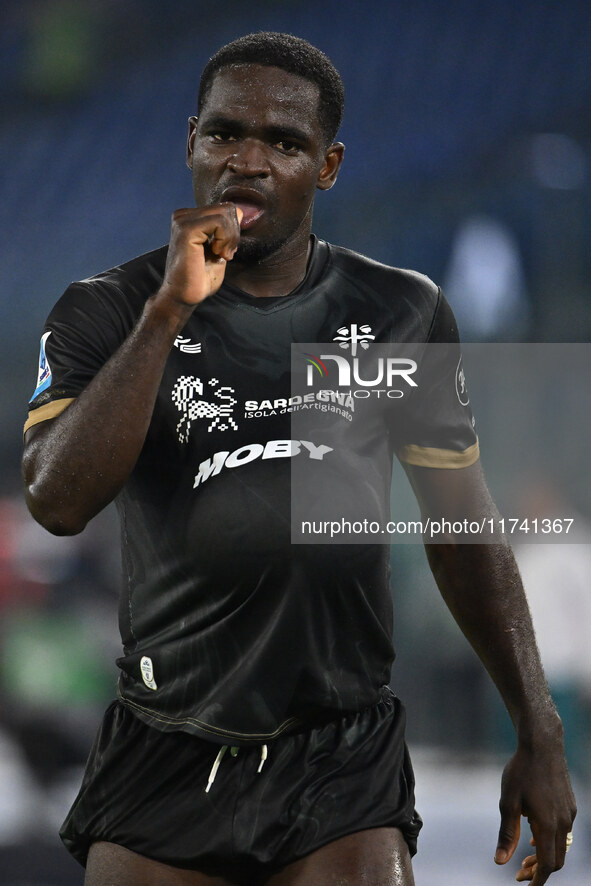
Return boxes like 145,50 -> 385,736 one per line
225,237 -> 312,298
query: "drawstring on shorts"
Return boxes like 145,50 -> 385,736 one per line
205,743 -> 268,792
257,743 -> 268,773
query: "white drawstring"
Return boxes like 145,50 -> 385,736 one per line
258,744 -> 268,773
204,743 -> 269,791
205,745 -> 228,793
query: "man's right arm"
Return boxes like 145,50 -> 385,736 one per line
22,205 -> 242,536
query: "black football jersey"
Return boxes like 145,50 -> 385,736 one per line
26,237 -> 478,744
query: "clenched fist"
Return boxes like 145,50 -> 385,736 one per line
159,203 -> 243,307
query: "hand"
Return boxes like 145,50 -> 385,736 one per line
516,832 -> 574,882
159,204 -> 243,307
494,739 -> 576,884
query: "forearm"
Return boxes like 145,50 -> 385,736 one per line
426,540 -> 561,743
406,429 -> 575,880
23,293 -> 193,534
23,204 -> 242,535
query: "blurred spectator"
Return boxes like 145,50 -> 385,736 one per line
443,214 -> 531,341
0,496 -> 119,786
22,0 -> 102,101
0,497 -> 47,611
515,479 -> 591,779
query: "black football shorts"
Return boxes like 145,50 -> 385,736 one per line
61,687 -> 422,880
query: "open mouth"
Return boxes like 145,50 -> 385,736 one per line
232,201 -> 264,229
222,189 -> 265,230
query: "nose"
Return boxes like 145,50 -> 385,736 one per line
227,139 -> 269,177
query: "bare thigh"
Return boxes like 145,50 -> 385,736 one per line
84,827 -> 415,886
84,843 -> 239,886
264,827 -> 415,886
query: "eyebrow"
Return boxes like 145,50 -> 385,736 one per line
200,114 -> 311,145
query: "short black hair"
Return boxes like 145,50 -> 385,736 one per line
198,32 -> 344,146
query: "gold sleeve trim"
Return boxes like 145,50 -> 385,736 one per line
397,439 -> 480,469
24,398 -> 75,435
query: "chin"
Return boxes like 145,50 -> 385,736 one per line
235,236 -> 286,264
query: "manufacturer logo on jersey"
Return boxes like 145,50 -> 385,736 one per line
30,331 -> 53,401
455,357 -> 470,406
332,324 -> 375,356
140,656 -> 158,690
172,376 -> 238,442
174,335 -> 202,354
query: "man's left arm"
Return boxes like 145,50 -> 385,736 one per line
404,458 -> 576,885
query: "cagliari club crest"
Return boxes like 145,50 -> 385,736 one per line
332,323 -> 375,356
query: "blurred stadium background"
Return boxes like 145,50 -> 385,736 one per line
1,1 -> 590,883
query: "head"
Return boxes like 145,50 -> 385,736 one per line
187,33 -> 345,263
198,32 -> 345,149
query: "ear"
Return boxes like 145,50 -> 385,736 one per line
316,142 -> 345,191
186,116 -> 198,169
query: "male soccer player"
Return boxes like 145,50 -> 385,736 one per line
22,32 -> 575,886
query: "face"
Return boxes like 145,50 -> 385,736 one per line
187,64 -> 344,263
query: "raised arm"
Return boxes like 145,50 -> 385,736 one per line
403,459 -> 576,885
22,205 -> 242,536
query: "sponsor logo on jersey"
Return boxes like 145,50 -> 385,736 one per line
172,375 -> 238,442
332,324 -> 375,356
140,656 -> 158,690
455,357 -> 470,406
193,439 -> 333,488
244,390 -> 354,416
174,335 -> 202,354
30,331 -> 53,401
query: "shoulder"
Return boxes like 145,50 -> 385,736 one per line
80,245 -> 168,290
324,241 -> 439,302
47,245 -> 168,327
73,245 -> 167,305
320,240 -> 444,338
326,241 -> 437,289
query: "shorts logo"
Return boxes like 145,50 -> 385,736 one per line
140,656 -> 157,690
172,376 -> 238,442
30,331 -> 53,401
455,357 -> 470,406
332,324 -> 375,356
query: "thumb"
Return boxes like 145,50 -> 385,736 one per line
495,807 -> 521,865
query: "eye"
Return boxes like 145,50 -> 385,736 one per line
210,131 -> 237,143
274,140 -> 300,155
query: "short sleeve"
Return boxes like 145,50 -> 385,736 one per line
393,290 -> 479,469
25,280 -> 137,433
